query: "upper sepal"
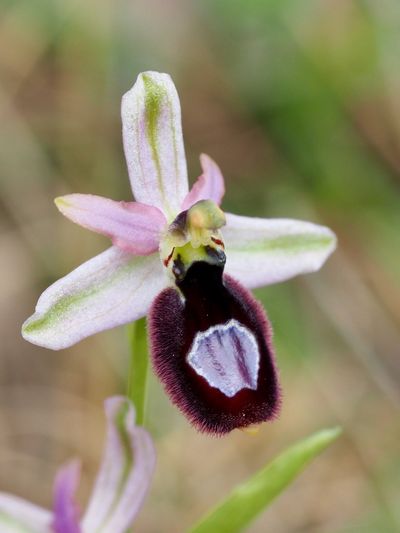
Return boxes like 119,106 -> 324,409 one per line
122,71 -> 189,219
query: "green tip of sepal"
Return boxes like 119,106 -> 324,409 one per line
54,196 -> 70,210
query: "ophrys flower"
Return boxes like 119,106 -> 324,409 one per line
22,72 -> 336,434
0,397 -> 155,533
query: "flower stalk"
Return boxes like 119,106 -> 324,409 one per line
127,318 -> 149,426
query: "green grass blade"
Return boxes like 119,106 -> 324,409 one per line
127,317 -> 148,426
188,427 -> 342,533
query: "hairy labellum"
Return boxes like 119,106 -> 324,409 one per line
149,260 -> 281,435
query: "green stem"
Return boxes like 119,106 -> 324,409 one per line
127,317 -> 148,426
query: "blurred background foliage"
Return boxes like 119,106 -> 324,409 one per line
0,0 -> 399,531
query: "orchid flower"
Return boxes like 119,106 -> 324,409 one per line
22,71 -> 336,434
0,396 -> 155,533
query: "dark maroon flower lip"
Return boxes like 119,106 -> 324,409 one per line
149,261 -> 281,435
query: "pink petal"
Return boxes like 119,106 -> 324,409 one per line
55,195 -> 166,255
182,154 -> 225,210
52,461 -> 82,533
122,71 -> 189,220
0,493 -> 52,532
22,248 -> 167,349
223,213 -> 336,289
81,397 -> 156,533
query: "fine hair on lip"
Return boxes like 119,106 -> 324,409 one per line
149,261 -> 281,435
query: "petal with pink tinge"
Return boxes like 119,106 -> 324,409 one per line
55,194 -> 166,255
182,154 -> 225,210
52,461 -> 81,533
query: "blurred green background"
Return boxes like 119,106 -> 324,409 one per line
0,0 -> 399,531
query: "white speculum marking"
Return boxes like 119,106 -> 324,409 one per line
187,319 -> 260,397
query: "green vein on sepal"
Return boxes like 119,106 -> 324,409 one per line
96,400 -> 133,533
142,74 -> 167,201
229,233 -> 335,254
22,256 -> 147,335
188,427 -> 342,533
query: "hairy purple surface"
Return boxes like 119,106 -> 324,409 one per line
149,262 -> 281,435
